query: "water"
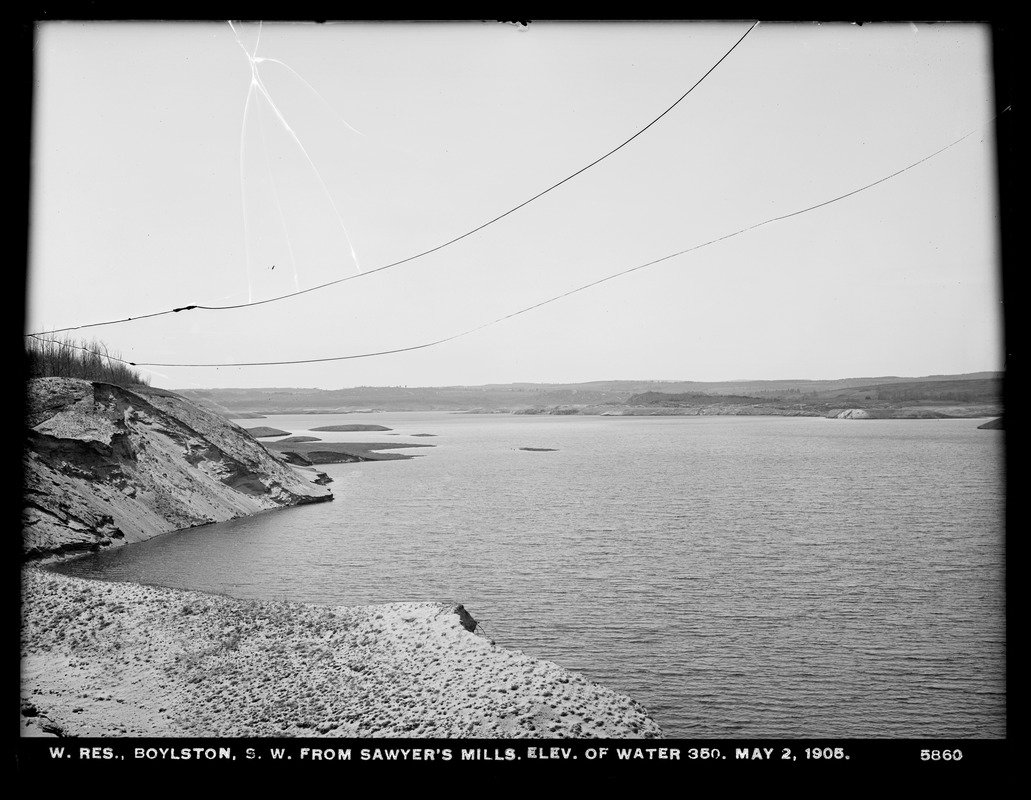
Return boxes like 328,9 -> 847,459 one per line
53,413 -> 1006,739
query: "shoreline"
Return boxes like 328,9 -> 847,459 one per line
21,568 -> 663,739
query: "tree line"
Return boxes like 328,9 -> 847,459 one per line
25,335 -> 150,387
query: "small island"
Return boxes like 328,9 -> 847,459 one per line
309,424 -> 392,432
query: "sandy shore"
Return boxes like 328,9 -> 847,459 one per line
21,568 -> 662,738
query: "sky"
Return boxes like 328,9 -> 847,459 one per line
26,20 -> 1007,391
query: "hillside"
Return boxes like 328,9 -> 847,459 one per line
175,373 -> 1003,418
617,376 -> 1002,419
22,378 -> 333,561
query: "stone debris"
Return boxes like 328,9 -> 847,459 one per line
21,568 -> 663,739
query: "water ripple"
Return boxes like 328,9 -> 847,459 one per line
53,413 -> 1005,739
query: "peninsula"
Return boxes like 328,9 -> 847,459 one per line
21,377 -> 663,738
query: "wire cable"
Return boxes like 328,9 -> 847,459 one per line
27,21 -> 760,338
59,116 -> 992,370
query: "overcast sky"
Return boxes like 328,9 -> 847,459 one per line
26,20 -> 1005,390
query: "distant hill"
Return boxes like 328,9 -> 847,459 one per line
628,377 -> 1002,407
175,373 -> 1003,417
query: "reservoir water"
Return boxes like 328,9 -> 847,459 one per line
53,413 -> 1006,739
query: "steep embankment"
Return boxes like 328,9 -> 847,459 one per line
22,378 -> 333,561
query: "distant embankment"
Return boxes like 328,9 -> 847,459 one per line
22,378 -> 333,562
175,373 -> 1002,418
615,377 -> 1003,419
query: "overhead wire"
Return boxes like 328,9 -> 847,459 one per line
26,20 -> 760,338
36,112 -> 999,371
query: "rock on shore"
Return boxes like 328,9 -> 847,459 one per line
21,569 -> 663,739
22,378 -> 333,561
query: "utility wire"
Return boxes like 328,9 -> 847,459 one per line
27,21 -> 760,338
55,116 -> 993,371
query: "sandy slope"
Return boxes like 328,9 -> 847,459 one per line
21,568 -> 662,739
23,378 -> 333,560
